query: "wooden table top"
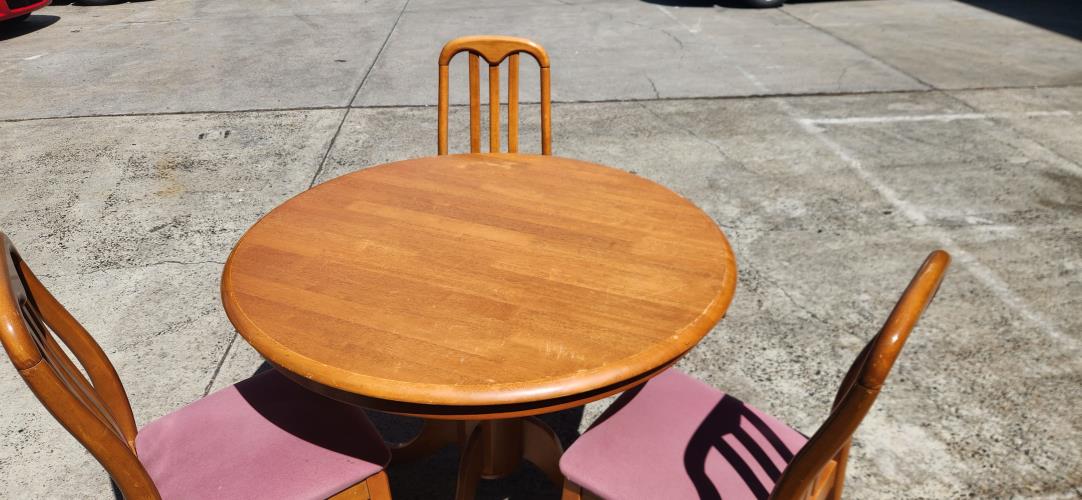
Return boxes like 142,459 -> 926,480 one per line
222,154 -> 736,417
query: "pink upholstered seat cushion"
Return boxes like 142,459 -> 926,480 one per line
136,369 -> 390,500
560,369 -> 808,500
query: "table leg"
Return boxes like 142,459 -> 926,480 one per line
388,416 -> 566,499
523,416 -> 564,485
456,427 -> 484,500
390,419 -> 468,464
454,417 -> 567,498
480,419 -> 524,479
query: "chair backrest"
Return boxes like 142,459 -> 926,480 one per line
437,35 -> 552,155
770,250 -> 951,500
0,232 -> 160,499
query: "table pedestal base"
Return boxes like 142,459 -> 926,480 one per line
391,417 -> 564,500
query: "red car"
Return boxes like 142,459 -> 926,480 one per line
1,0 -> 50,23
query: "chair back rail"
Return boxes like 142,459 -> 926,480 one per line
438,35 -> 552,155
0,232 -> 160,499
770,250 -> 951,500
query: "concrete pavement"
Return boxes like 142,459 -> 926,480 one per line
1,0 -> 1080,498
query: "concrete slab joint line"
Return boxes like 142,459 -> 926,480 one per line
199,0 -> 416,400
777,7 -> 934,91
204,332 -> 240,396
3,85 -> 1082,125
308,0 -> 411,190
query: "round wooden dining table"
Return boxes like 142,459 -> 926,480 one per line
221,153 -> 737,499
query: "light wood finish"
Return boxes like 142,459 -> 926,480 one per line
479,419 -> 524,479
563,250 -> 951,500
562,480 -> 581,500
330,471 -> 392,500
280,351 -> 683,421
452,417 -> 565,500
224,153 -> 733,497
0,233 -> 391,500
438,36 -> 552,155
488,64 -> 499,152
522,416 -> 565,485
455,425 -> 485,500
0,232 -> 158,499
222,153 -> 736,418
366,471 -> 393,500
468,54 -> 481,153
561,481 -> 601,500
769,250 -> 951,500
508,54 -> 520,152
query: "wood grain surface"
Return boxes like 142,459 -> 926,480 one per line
437,35 -> 552,155
222,154 -> 736,416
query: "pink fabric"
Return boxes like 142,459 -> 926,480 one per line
560,369 -> 808,500
136,370 -> 389,500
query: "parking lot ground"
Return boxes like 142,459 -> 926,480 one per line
1,0 -> 1080,498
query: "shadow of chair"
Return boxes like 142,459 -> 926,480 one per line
560,250 -> 951,500
250,360 -> 585,499
684,396 -> 799,500
369,405 -> 584,499
0,232 -> 393,499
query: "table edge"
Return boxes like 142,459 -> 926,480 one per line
221,153 -> 738,411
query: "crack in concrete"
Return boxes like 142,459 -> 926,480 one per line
834,61 -> 858,89
193,0 -> 416,401
150,259 -> 226,267
661,29 -> 685,50
292,13 -> 319,30
136,312 -> 210,345
646,76 -> 661,100
307,0 -> 411,189
36,259 -> 225,279
757,272 -> 836,330
635,100 -> 754,174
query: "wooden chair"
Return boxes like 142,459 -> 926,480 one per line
559,250 -> 951,500
0,232 -> 393,500
438,35 -> 552,155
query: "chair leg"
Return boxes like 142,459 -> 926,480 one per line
827,443 -> 851,500
561,479 -> 583,500
366,471 -> 392,500
327,470 -> 392,500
